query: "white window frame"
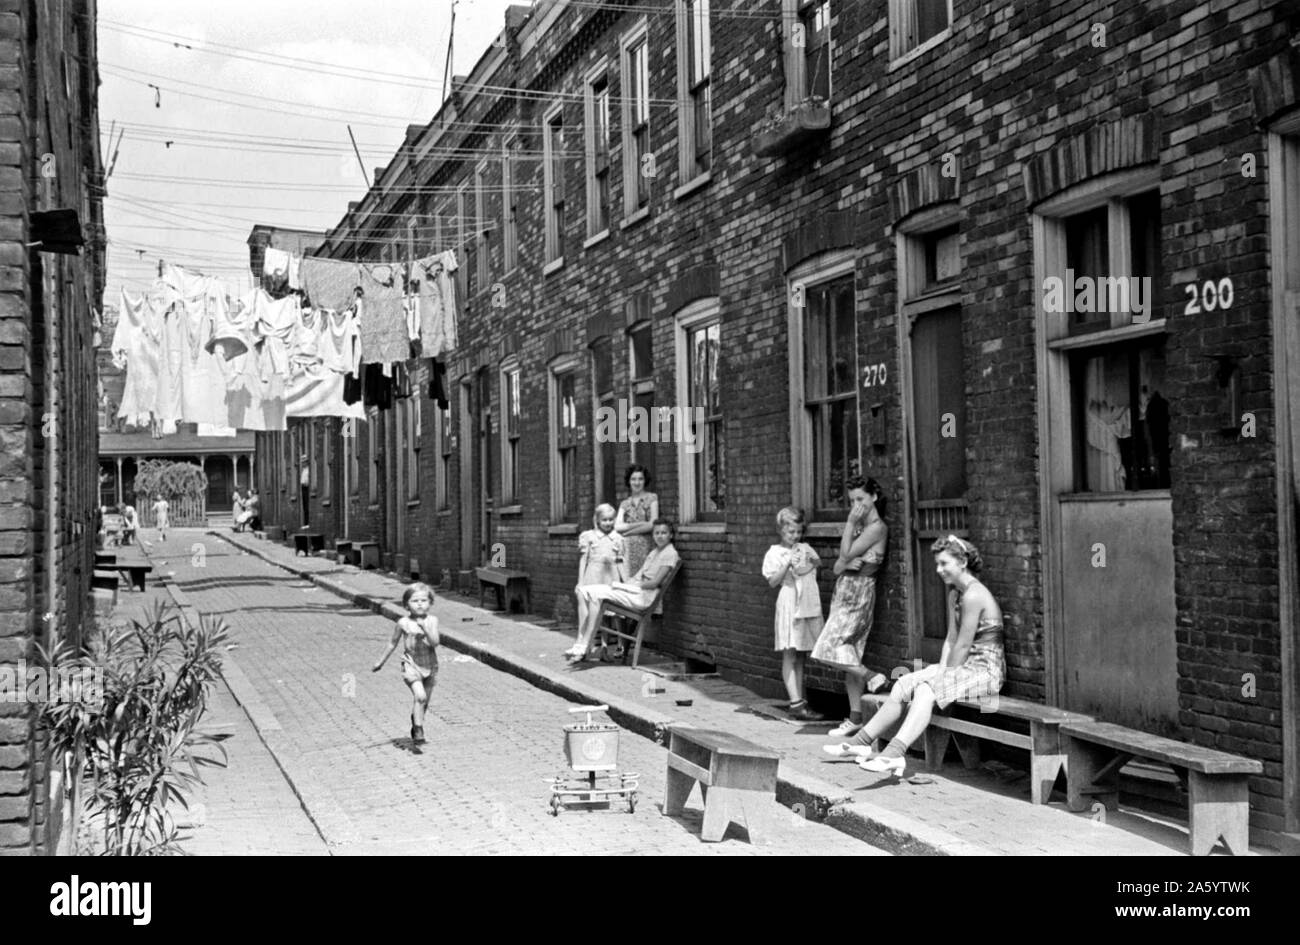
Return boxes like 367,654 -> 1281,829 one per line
456,182 -> 470,301
348,418 -> 360,497
584,60 -> 612,242
619,19 -> 651,221
780,0 -> 833,111
321,420 -> 332,504
406,389 -> 421,504
548,354 -> 582,524
787,249 -> 859,529
628,320 -> 655,464
501,132 -> 518,272
589,336 -> 617,508
675,0 -> 712,188
436,402 -> 452,511
367,408 -> 379,505
888,0 -> 953,68
675,298 -> 723,527
475,159 -> 491,292
500,360 -> 522,509
543,101 -> 566,268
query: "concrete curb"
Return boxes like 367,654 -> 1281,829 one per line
211,530 -> 986,856
155,569 -> 358,852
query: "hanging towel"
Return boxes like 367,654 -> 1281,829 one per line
300,256 -> 361,312
412,250 -> 459,357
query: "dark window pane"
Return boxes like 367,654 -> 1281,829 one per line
630,325 -> 653,380
917,0 -> 949,45
1071,338 -> 1169,492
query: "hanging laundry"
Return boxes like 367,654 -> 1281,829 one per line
300,256 -> 361,312
288,253 -> 302,291
361,362 -> 393,411
318,308 -> 361,377
263,247 -> 291,292
426,358 -> 449,410
253,289 -> 301,381
113,288 -> 160,428
357,264 -> 410,364
411,251 -> 459,358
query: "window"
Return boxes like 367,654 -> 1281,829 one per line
790,264 -> 858,519
628,321 -> 655,464
550,360 -> 580,523
321,421 -> 332,502
889,0 -> 951,62
436,404 -> 452,511
1038,182 -> 1168,493
676,307 -> 724,522
456,183 -> 470,301
475,161 -> 490,292
591,339 -> 617,506
620,24 -> 651,217
585,68 -> 612,238
348,419 -> 360,496
543,104 -> 566,264
406,392 -> 421,502
676,0 -> 712,182
308,422 -> 318,496
502,134 -> 518,271
283,427 -> 294,496
923,225 -> 960,289
501,364 -> 521,505
367,409 -> 379,504
781,0 -> 832,110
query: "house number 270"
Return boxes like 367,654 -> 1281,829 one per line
863,363 -> 887,387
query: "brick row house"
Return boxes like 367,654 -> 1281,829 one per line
1,0 -> 106,853
252,0 -> 1300,841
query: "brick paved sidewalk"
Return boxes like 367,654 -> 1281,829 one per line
145,531 -> 879,855
206,529 -> 1263,856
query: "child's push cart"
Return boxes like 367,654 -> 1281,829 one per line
546,705 -> 639,815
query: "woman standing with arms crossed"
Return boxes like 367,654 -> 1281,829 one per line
614,464 -> 658,579
809,476 -> 888,737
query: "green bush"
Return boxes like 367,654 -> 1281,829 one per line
40,601 -> 229,856
133,459 -> 207,503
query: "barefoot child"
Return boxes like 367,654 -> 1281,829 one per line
762,507 -> 824,721
372,582 -> 440,744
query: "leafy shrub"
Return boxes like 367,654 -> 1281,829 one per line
133,459 -> 207,503
40,601 -> 229,855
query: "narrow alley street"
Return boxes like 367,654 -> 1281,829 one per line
121,530 -> 883,855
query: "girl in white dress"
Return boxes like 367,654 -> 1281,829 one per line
762,507 -> 824,722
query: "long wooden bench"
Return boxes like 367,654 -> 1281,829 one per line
1060,719 -> 1262,856
664,726 -> 780,843
476,566 -> 530,613
861,691 -> 1092,804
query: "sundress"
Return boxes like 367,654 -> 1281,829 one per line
810,548 -> 884,667
618,492 -> 657,577
762,542 -> 824,651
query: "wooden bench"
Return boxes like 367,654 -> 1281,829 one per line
97,560 -> 153,592
91,568 -> 118,591
475,566 -> 531,613
586,561 -> 682,668
664,726 -> 781,843
334,540 -> 354,564
293,532 -> 325,556
1060,719 -> 1262,856
347,540 -> 380,569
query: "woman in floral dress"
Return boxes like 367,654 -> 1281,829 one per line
614,464 -> 659,578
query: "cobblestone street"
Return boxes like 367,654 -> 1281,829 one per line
125,531 -> 882,855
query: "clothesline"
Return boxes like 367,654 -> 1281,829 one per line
110,254 -> 459,437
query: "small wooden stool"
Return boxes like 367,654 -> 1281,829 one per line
664,726 -> 781,843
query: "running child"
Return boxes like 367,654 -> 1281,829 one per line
372,582 -> 441,744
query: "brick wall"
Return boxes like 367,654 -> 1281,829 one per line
251,0 -> 1298,829
0,0 -> 103,854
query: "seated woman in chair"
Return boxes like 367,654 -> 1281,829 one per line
566,519 -> 679,663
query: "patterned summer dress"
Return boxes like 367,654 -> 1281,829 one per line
895,585 -> 1005,708
810,547 -> 884,668
618,492 -> 658,577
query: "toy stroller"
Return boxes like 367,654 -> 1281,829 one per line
545,704 -> 639,815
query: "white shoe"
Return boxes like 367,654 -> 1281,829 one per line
822,742 -> 873,759
827,719 -> 863,738
859,754 -> 906,777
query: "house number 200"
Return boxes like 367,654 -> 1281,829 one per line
863,363 -> 887,387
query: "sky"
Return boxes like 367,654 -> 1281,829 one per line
99,0 -> 523,305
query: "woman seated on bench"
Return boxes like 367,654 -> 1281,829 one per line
823,535 -> 1004,778
566,519 -> 679,663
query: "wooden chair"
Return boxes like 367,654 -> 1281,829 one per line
585,561 -> 682,668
